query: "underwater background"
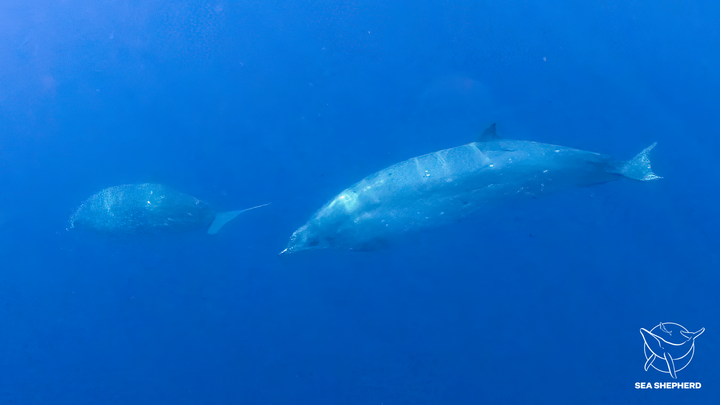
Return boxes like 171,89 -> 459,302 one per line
0,0 -> 718,403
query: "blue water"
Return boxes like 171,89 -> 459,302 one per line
1,1 -> 718,403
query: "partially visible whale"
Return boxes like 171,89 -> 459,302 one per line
70,183 -> 268,235
281,124 -> 661,254
640,323 -> 704,379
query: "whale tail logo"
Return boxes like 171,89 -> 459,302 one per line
640,322 -> 704,379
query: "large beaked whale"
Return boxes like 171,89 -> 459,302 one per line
640,323 -> 705,379
70,183 -> 268,235
281,124 -> 660,254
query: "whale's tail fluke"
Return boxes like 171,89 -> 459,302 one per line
681,328 -> 705,341
616,142 -> 662,181
207,203 -> 271,235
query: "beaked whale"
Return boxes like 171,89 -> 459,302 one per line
281,124 -> 660,254
70,183 -> 268,235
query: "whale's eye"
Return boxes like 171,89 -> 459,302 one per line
308,239 -> 319,247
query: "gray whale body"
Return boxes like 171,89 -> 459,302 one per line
281,125 -> 661,254
71,183 -> 267,235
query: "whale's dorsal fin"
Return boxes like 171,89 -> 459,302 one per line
477,123 -> 501,142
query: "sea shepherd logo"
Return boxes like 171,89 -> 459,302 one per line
640,322 -> 704,379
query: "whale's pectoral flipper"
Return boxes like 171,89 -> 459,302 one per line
644,353 -> 656,371
680,328 -> 705,341
664,353 -> 678,379
615,142 -> 662,181
207,203 -> 271,235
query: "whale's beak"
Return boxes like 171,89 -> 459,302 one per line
280,224 -> 319,255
